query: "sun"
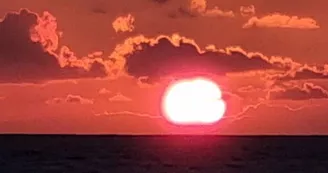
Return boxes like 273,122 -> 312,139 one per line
162,77 -> 226,125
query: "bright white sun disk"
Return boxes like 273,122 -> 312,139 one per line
162,77 -> 226,125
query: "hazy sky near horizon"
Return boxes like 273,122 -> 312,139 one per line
0,0 -> 328,134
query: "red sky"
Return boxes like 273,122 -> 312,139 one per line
0,0 -> 327,134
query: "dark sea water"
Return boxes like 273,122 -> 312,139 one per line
0,135 -> 328,173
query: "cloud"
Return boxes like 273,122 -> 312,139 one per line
267,83 -> 328,100
228,101 -> 320,122
189,0 -> 206,13
112,14 -> 135,33
98,88 -> 111,95
237,85 -> 263,93
172,0 -> 234,18
203,7 -> 235,18
271,65 -> 328,81
240,5 -> 255,17
221,91 -> 243,103
110,33 -> 293,82
243,13 -> 320,29
91,7 -> 107,15
108,93 -> 132,102
29,11 -> 60,52
0,9 -> 108,83
46,94 -> 94,104
94,110 -> 160,119
151,0 -> 169,4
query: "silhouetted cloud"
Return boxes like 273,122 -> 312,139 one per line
267,83 -> 328,100
0,9 -> 107,83
111,34 -> 291,83
243,13 -> 320,29
272,65 -> 328,81
46,94 -> 94,104
112,14 -> 135,33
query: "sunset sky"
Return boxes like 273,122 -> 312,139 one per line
0,0 -> 327,134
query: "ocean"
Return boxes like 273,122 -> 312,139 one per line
0,135 -> 327,173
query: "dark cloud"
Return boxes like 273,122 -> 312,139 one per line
46,94 -> 94,104
124,37 -> 285,83
0,9 -> 107,83
151,0 -> 170,4
273,65 -> 328,81
169,7 -> 198,19
267,83 -> 328,100
91,7 -> 107,15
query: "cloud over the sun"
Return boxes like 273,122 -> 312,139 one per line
112,14 -> 135,33
0,9 -> 107,83
267,83 -> 328,100
46,94 -> 94,104
110,33 -> 295,83
243,13 -> 320,29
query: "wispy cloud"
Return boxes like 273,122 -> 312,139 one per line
98,88 -> 111,95
46,94 -> 94,105
94,110 -> 160,119
108,93 -> 132,102
227,101 -> 321,122
267,83 -> 328,100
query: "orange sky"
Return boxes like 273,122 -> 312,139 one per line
0,0 -> 328,134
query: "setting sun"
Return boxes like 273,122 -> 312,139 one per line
162,77 -> 226,125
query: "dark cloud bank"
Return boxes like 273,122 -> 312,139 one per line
0,9 -> 106,83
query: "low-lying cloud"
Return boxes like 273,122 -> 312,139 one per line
108,93 -> 132,102
267,83 -> 328,100
46,94 -> 94,104
272,65 -> 328,81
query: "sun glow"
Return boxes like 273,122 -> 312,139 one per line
162,77 -> 226,125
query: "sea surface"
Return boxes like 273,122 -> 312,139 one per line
0,135 -> 328,173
